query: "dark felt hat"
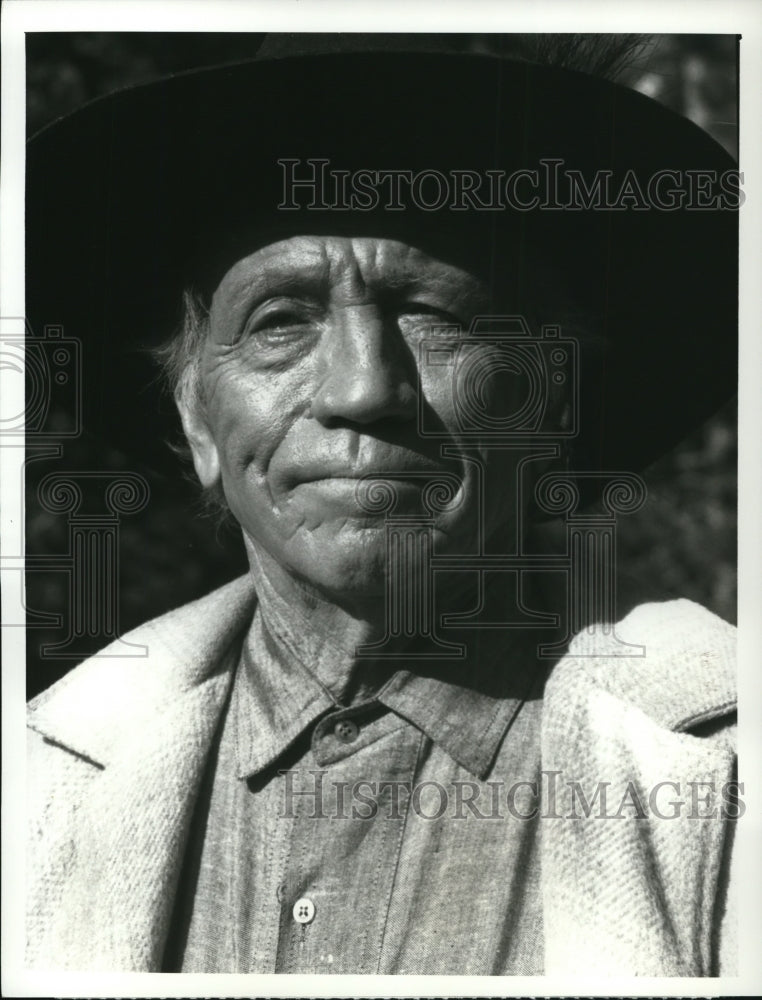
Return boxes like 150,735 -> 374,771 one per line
25,36 -> 738,488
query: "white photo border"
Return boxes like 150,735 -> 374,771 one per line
2,1 -> 761,996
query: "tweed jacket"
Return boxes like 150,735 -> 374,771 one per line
26,575 -> 738,975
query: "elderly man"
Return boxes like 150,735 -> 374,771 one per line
25,36 -> 738,975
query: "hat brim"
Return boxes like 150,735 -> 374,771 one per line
26,50 -> 738,492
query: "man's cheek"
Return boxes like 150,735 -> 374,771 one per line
419,368 -> 460,433
211,393 -> 280,465
421,348 -> 506,435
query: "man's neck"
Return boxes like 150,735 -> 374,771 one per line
242,535 -> 549,707
244,537 -> 425,704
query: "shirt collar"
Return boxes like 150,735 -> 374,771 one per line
233,608 -> 335,779
234,592 -> 546,781
376,649 -> 540,780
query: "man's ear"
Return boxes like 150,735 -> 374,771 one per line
175,389 -> 221,489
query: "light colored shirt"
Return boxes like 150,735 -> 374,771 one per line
166,588 -> 547,974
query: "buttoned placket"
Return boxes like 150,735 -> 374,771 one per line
270,703 -> 425,973
173,601 -> 547,974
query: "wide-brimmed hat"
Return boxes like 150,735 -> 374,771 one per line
26,36 -> 738,489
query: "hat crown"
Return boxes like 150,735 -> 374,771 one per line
254,32 -> 471,60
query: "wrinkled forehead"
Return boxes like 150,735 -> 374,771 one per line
193,201 -> 529,306
209,234 -> 491,322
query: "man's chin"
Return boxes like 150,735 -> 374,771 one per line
268,519 -> 419,606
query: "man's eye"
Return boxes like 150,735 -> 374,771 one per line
243,300 -> 318,343
254,312 -> 305,332
397,303 -> 465,337
399,302 -> 462,322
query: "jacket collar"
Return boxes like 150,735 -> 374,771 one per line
25,576 -> 259,970
563,596 -> 736,730
541,597 -> 737,976
27,575 -> 257,767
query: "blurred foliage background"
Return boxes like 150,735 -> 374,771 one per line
25,33 -> 738,697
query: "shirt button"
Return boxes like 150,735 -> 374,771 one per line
334,718 -> 359,744
293,897 -> 316,924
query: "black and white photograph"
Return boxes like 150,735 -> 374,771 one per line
2,1 -> 761,994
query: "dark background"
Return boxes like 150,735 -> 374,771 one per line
25,34 -> 738,698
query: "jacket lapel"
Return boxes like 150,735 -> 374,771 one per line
26,576 -> 257,970
541,598 -> 737,976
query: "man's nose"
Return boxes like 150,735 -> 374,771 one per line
309,306 -> 417,426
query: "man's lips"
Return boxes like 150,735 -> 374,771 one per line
290,471 -> 459,521
284,455 -> 455,488
296,469 -> 439,484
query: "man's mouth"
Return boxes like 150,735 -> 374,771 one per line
287,450 -> 457,487
288,461 -> 466,522
297,467 -> 442,484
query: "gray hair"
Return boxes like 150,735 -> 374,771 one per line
152,289 -> 231,519
154,287 -> 210,422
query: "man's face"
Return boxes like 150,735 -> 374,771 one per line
182,235 -> 532,602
